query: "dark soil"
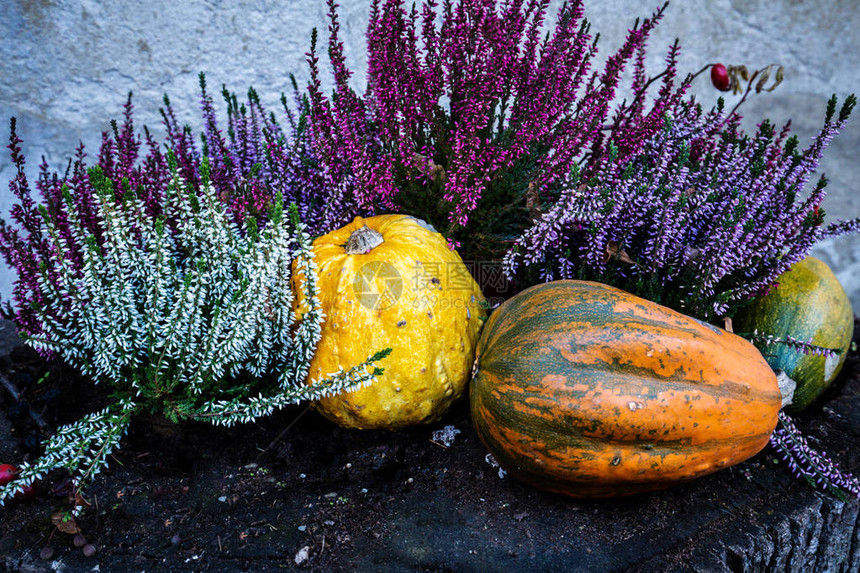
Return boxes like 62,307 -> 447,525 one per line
1,318 -> 859,572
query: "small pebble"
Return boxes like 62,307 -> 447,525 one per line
294,545 -> 311,565
73,533 -> 87,548
82,543 -> 97,558
171,534 -> 182,547
39,546 -> 54,560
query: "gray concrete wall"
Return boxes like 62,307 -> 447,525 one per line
2,0 -> 859,311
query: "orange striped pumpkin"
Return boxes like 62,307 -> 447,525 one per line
470,280 -> 783,498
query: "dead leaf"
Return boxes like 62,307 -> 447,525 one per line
755,66 -> 771,93
728,65 -> 750,95
605,241 -> 636,264
768,65 -> 785,92
526,181 -> 542,220
51,511 -> 81,535
411,153 -> 448,184
74,491 -> 91,509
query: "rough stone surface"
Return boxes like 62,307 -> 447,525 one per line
1,0 -> 859,309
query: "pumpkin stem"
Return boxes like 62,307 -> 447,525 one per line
345,226 -> 384,254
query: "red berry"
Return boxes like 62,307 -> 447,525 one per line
0,464 -> 17,487
0,464 -> 36,500
14,482 -> 37,501
711,63 -> 730,92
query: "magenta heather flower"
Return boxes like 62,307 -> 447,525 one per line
307,0 -> 674,258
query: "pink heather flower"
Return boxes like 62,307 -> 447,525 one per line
307,0 -> 670,248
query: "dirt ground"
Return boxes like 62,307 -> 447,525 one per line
0,320 -> 858,572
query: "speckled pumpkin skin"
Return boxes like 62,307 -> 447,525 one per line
293,214 -> 486,429
734,256 -> 854,412
470,280 -> 782,498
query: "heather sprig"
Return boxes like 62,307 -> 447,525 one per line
307,0 -> 677,260
505,94 -> 858,322
0,161 -> 387,509
188,73 -> 354,233
743,330 -> 842,359
770,411 -> 860,499
0,401 -> 136,511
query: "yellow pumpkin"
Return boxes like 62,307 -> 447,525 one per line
293,214 -> 486,429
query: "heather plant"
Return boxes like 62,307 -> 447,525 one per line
307,0 -> 686,259
771,412 -> 860,500
1,78 -> 352,352
168,73 -> 356,233
0,158 -> 388,510
504,94 -> 858,323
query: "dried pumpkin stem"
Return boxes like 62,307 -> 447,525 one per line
345,226 -> 384,254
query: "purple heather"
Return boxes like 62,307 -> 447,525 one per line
505,93 -> 857,322
1,78 -> 350,351
307,0 -> 671,246
770,411 -> 859,498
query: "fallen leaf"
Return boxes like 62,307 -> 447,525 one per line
51,511 -> 81,535
605,241 -> 636,264
74,490 -> 91,509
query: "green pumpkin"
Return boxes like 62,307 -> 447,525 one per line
734,256 -> 854,411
